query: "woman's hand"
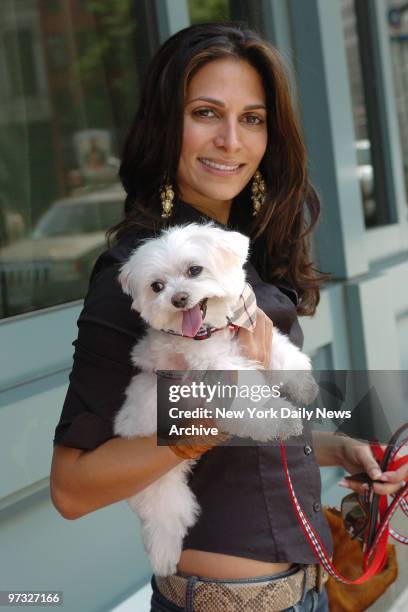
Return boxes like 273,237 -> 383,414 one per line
338,436 -> 408,496
237,307 -> 273,369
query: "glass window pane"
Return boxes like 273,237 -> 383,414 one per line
0,0 -> 156,319
388,0 -> 408,201
340,0 -> 380,228
188,0 -> 230,23
187,0 -> 264,31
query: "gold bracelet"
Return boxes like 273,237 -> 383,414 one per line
168,431 -> 230,460
169,444 -> 212,460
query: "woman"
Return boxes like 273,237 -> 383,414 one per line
51,23 -> 405,612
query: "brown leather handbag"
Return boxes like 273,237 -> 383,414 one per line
323,506 -> 398,612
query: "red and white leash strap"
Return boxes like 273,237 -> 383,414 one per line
399,497 -> 408,518
279,440 -> 408,584
364,484 -> 408,567
368,439 -> 408,553
390,522 -> 408,544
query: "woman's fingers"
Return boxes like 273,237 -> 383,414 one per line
341,441 -> 383,480
338,478 -> 368,496
338,459 -> 407,495
364,462 -> 383,482
237,308 -> 273,367
337,476 -> 405,496
374,463 -> 408,495
372,481 -> 407,495
356,445 -> 382,478
366,450 -> 408,494
339,443 -> 384,493
381,463 -> 408,484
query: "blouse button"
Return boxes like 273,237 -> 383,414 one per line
304,445 -> 313,456
313,501 -> 321,512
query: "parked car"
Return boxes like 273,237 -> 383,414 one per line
0,185 -> 124,317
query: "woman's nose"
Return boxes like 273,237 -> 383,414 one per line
214,119 -> 242,152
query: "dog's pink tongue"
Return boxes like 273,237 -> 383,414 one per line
182,304 -> 203,337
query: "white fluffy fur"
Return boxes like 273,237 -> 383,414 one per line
113,223 -> 314,576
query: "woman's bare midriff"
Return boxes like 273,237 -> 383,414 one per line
177,549 -> 292,579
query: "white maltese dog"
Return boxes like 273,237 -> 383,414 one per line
113,222 -> 314,576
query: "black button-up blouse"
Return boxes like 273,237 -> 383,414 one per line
53,199 -> 333,563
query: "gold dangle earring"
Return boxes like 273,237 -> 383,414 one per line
160,175 -> 175,219
251,169 -> 266,216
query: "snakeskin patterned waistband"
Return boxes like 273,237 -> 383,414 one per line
154,564 -> 328,611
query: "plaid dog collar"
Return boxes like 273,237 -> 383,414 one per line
162,282 -> 257,340
227,282 -> 257,333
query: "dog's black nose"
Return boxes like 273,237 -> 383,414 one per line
171,292 -> 189,308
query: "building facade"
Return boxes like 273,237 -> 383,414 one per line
0,1 -> 407,610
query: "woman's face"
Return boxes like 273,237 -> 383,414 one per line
177,58 -> 268,216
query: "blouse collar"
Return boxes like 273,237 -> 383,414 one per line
173,199 -> 229,228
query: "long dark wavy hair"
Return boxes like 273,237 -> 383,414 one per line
109,22 -> 329,316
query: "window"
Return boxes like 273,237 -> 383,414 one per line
340,0 -> 393,228
3,29 -> 38,98
188,0 -> 230,23
388,0 -> 408,201
188,0 -> 264,31
0,0 -> 158,318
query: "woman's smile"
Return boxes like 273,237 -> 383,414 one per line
197,157 -> 245,175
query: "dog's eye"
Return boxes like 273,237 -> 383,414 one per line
187,266 -> 203,277
151,281 -> 165,293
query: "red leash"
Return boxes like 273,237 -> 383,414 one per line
279,438 -> 408,584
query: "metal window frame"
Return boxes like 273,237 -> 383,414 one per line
289,0 -> 368,279
154,0 -> 189,42
354,0 -> 397,227
360,0 -> 408,260
288,0 -> 408,277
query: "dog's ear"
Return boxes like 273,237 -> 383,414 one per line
118,261 -> 133,296
118,261 -> 142,312
215,230 -> 250,268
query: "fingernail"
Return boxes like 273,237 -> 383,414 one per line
362,483 -> 369,491
379,474 -> 389,482
337,479 -> 350,488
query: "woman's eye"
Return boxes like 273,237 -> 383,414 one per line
151,281 -> 165,293
193,108 -> 216,118
243,115 -> 264,125
187,266 -> 203,277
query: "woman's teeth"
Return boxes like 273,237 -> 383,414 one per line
199,158 -> 241,171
